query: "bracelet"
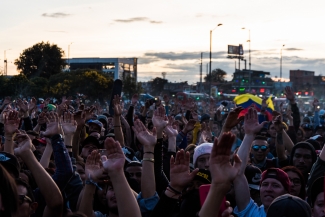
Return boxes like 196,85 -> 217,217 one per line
166,188 -> 181,197
85,174 -> 102,191
142,158 -> 155,163
144,151 -> 154,155
114,126 -> 121,127
167,184 -> 182,195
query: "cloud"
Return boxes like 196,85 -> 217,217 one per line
144,51 -> 226,61
284,48 -> 303,51
45,30 -> 67,33
42,12 -> 71,18
114,17 -> 162,24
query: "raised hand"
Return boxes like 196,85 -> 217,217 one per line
2,96 -> 11,106
17,99 -> 29,115
284,86 -> 295,103
209,132 -> 241,185
223,107 -> 244,132
4,110 -> 20,135
42,112 -> 60,138
261,98 -> 268,110
152,106 -> 168,130
170,150 -> 199,192
163,94 -> 169,104
273,115 -> 284,133
38,112 -> 47,125
113,95 -> 122,117
14,132 -> 34,157
244,108 -> 267,135
61,112 -> 77,136
131,94 -> 139,106
28,97 -> 37,114
74,110 -> 86,127
165,116 -> 178,137
132,119 -> 157,147
85,150 -> 105,182
102,137 -> 125,175
183,119 -> 196,134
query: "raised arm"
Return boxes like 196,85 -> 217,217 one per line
218,107 -> 244,139
102,138 -> 142,217
14,128 -> 63,217
235,108 -> 266,212
4,110 -> 20,154
133,119 -> 157,198
113,95 -> 125,146
199,132 -> 241,217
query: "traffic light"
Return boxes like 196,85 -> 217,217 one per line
217,92 -> 221,95
262,81 -> 265,84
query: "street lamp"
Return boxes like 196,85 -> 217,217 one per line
209,23 -> 222,98
4,49 -> 11,76
68,42 -> 73,70
280,44 -> 285,81
242,28 -> 251,70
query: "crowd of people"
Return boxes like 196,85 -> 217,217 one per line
0,86 -> 325,217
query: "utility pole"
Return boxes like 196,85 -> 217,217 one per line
4,49 -> 11,76
200,52 -> 202,93
280,44 -> 285,80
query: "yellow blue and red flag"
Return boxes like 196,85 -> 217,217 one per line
233,94 -> 274,120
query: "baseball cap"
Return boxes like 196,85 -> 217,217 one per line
260,168 -> 290,192
245,164 -> 262,190
88,120 -> 103,131
194,169 -> 211,184
267,194 -> 312,217
193,143 -> 213,167
0,152 -> 21,178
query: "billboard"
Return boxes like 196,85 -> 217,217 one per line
228,44 -> 244,55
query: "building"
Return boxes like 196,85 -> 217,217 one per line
65,57 -> 138,81
231,69 -> 274,95
289,70 -> 314,91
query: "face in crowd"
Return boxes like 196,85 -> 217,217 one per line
292,148 -> 313,176
196,154 -> 210,170
251,139 -> 269,163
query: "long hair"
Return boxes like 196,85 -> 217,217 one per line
0,164 -> 18,217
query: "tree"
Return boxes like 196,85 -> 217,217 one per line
15,41 -> 66,79
6,74 -> 31,97
0,75 -> 9,98
28,77 -> 50,98
204,68 -> 227,83
123,76 -> 143,99
151,77 -> 168,95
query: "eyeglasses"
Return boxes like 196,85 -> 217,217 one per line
252,145 -> 268,152
289,178 -> 301,186
18,195 -> 32,205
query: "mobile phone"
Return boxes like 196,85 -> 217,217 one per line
199,184 -> 227,217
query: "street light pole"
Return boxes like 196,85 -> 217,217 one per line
4,49 -> 11,76
68,42 -> 73,71
242,28 -> 251,70
280,44 -> 285,81
209,23 -> 222,98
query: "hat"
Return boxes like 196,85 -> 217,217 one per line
194,169 -> 211,184
305,139 -> 321,150
47,104 -> 56,111
267,194 -> 312,217
81,136 -> 101,149
200,114 -> 210,123
309,176 -> 324,207
97,115 -> 108,123
88,120 -> 103,131
0,152 -> 20,178
193,143 -> 213,167
37,138 -> 47,145
261,168 -> 290,193
245,164 -> 262,190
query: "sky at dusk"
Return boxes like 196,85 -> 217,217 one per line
2,0 -> 325,84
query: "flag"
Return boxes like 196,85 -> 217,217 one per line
234,94 -> 274,121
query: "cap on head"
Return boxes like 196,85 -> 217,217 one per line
309,176 -> 324,207
193,143 -> 213,167
88,120 -> 103,132
267,194 -> 311,217
260,168 -> 290,193
194,169 -> 211,184
0,152 -> 20,178
81,136 -> 101,149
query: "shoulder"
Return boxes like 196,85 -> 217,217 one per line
234,198 -> 266,217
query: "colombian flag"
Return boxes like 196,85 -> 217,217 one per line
234,94 -> 274,121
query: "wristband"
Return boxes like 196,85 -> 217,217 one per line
142,158 -> 155,163
168,184 -> 182,195
85,174 -> 102,191
144,151 -> 154,155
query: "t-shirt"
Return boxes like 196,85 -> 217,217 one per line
233,198 -> 266,217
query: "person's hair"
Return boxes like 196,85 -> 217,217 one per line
282,166 -> 306,200
185,144 -> 196,153
267,121 -> 273,130
20,169 -> 37,190
0,164 -> 18,217
254,135 -> 267,141
15,178 -> 35,202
